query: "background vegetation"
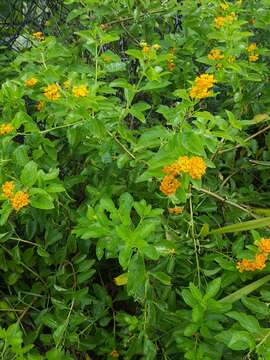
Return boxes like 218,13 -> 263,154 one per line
1,0 -> 270,359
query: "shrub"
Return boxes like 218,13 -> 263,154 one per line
1,0 -> 270,359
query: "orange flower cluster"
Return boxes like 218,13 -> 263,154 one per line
0,123 -> 14,136
44,84 -> 61,100
237,238 -> 270,272
189,74 -> 216,99
160,175 -> 180,196
258,239 -> 270,254
72,85 -> 88,97
247,43 -> 259,62
1,181 -> 29,211
208,49 -> 224,60
2,181 -> 14,199
160,156 -> 207,196
32,31 -> 44,40
168,207 -> 183,215
214,12 -> 236,28
11,191 -> 29,211
163,156 -> 207,180
25,78 -> 37,87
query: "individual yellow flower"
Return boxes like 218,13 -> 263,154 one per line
258,239 -> 270,254
25,78 -> 37,87
216,63 -> 222,70
36,101 -> 44,111
188,156 -> 207,180
114,273 -> 128,286
32,31 -> 44,40
152,44 -> 161,50
2,181 -> 14,199
110,350 -> 119,358
249,54 -> 259,62
0,123 -> 14,136
11,191 -> 29,211
208,49 -> 224,60
63,80 -> 71,89
72,85 -> 88,97
44,84 -> 61,100
160,175 -> 180,196
247,43 -> 257,53
168,207 -> 183,215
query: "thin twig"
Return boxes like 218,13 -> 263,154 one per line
193,186 -> 257,218
219,124 -> 270,155
106,130 -> 136,159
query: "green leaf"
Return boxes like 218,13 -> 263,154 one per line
205,277 -> 221,299
220,274 -> 270,303
30,188 -> 55,210
139,80 -> 171,91
226,311 -> 261,334
149,271 -> 171,285
210,217 -> 270,234
20,161 -> 38,187
129,102 -> 151,123
127,254 -> 146,301
241,296 -> 269,317
216,330 -> 255,350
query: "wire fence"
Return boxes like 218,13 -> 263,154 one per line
0,0 -> 67,50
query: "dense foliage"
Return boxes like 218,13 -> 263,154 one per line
1,0 -> 270,359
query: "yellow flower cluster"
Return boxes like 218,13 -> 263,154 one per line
237,238 -> 270,272
25,78 -> 37,87
44,84 -> 61,100
189,74 -> 216,99
1,181 -> 29,211
214,12 -> 236,28
247,43 -> 259,62
0,123 -> 14,136
72,85 -> 88,97
32,31 -> 44,40
208,49 -> 224,60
